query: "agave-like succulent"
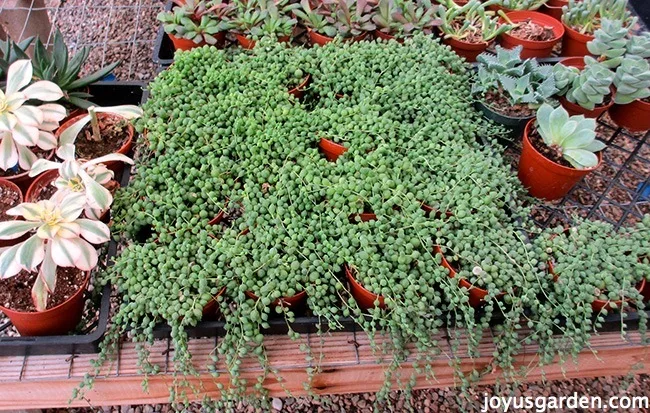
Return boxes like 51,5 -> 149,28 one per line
234,0 -> 298,38
294,0 -> 376,38
29,144 -> 133,219
0,60 -> 67,172
563,57 -> 614,110
0,36 -> 34,80
612,58 -> 650,105
586,18 -> 629,69
535,103 -> 605,169
0,192 -> 110,311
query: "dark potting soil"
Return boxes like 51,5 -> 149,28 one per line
484,90 -> 535,118
529,128 -> 574,168
75,114 -> 130,160
510,19 -> 555,42
35,183 -> 58,202
0,147 -> 51,177
0,267 -> 86,312
0,184 -> 21,221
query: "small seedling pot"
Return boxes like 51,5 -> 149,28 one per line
608,99 -> 650,132
539,3 -> 563,21
442,37 -> 491,63
319,137 -> 348,162
0,271 -> 90,336
557,57 -> 614,118
499,11 -> 565,58
561,23 -> 594,57
55,112 -> 135,174
345,265 -> 386,310
307,28 -> 367,46
434,245 -> 503,308
169,34 -> 206,51
0,178 -> 24,248
518,119 -> 601,200
288,75 -> 311,99
475,100 -> 533,144
244,289 -> 307,309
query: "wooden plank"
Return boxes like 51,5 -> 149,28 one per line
0,331 -> 648,409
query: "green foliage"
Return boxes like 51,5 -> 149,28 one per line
534,103 -> 605,169
612,57 -> 650,104
438,0 -> 512,42
157,0 -> 234,44
233,0 -> 299,39
562,0 -> 633,35
586,18 -> 629,69
373,0 -> 441,38
31,30 -> 119,109
557,56 -> 614,111
294,0 -> 376,38
0,35 -> 33,80
473,45 -> 557,108
493,0 -> 547,10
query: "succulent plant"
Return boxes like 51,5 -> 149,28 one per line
157,0 -> 234,45
552,63 -> 580,95
373,0 -> 441,38
234,0 -> 299,39
534,103 -> 605,169
493,0 -> 547,10
31,30 -> 119,109
561,57 -> 614,110
612,57 -> 650,105
586,18 -> 629,69
294,0 -> 376,38
625,32 -> 650,60
473,46 -> 557,108
562,0 -> 633,35
438,0 -> 512,42
0,36 -> 34,80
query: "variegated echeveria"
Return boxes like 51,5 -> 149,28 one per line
29,144 -> 134,219
0,192 -> 110,311
0,60 -> 67,172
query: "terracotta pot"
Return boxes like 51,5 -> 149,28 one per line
201,286 -> 226,321
608,99 -> 650,132
244,289 -> 307,308
55,112 -> 135,174
0,271 -> 89,336
518,119 -> 601,200
374,30 -> 404,43
288,74 -> 311,99
442,37 -> 490,63
0,150 -> 55,193
557,57 -> 614,118
434,245 -> 503,308
345,265 -> 385,310
0,178 -> 24,249
547,0 -> 568,6
169,34 -> 207,51
208,209 -> 225,225
499,11 -> 565,58
540,3 -> 563,21
349,212 -> 377,223
453,0 -> 469,4
561,23 -> 594,57
319,137 -> 348,162
307,28 -> 367,46
420,203 -> 454,219
235,33 -> 256,49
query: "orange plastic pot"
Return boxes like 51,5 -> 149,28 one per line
1,150 -> 55,193
608,99 -> 650,132
434,246 -> 503,308
319,137 -> 348,161
518,119 -> 601,200
374,30 -> 404,43
208,209 -> 225,225
0,271 -> 89,336
288,74 -> 311,99
557,57 -> 614,118
442,37 -> 490,62
0,178 -> 24,249
169,34 -> 207,51
345,265 -> 385,310
307,28 -> 367,46
499,11 -> 564,58
201,286 -> 226,321
349,212 -> 377,222
56,112 -> 135,174
547,0 -> 568,6
561,23 -> 594,57
236,33 -> 290,49
540,3 -> 563,21
244,289 -> 307,308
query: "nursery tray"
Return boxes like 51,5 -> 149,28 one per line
152,1 -> 174,67
0,81 -> 146,357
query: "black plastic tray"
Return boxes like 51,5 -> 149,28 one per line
0,81 -> 146,357
153,1 -> 175,67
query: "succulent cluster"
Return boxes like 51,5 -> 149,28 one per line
233,0 -> 299,39
373,0 -> 441,38
562,0 -> 633,35
294,0 -> 376,38
437,0 -> 512,43
157,0 -> 235,45
493,0 -> 547,10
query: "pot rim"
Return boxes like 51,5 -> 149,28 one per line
476,99 -> 535,122
345,264 -> 385,303
501,11 -> 565,47
55,111 -> 135,157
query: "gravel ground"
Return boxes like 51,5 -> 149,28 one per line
40,375 -> 650,412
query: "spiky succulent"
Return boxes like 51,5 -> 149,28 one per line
0,36 -> 34,80
535,103 -> 605,169
373,0 -> 441,37
586,19 -> 629,69
612,58 -> 650,105
438,0 -> 512,42
561,57 -> 614,110
473,46 -> 557,108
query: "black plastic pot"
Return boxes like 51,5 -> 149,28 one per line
0,82 -> 145,356
475,100 -> 533,146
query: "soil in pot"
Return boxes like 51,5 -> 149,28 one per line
0,267 -> 86,313
0,180 -> 22,222
528,128 -> 572,168
0,147 -> 51,179
74,114 -> 131,159
500,12 -> 564,58
484,90 -> 535,118
509,18 -> 555,41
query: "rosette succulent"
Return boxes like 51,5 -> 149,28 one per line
157,0 -> 234,45
586,18 -> 629,69
612,58 -> 650,104
438,0 -> 511,42
555,57 -> 614,110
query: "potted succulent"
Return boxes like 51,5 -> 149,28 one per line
518,103 -> 605,200
372,0 -> 441,41
553,57 -> 615,117
560,0 -> 632,57
31,30 -> 120,109
55,105 -> 143,172
472,45 -> 558,141
293,0 -> 376,45
0,192 -> 111,336
157,0 -> 234,51
26,144 -> 133,221
0,60 -> 67,192
0,36 -> 34,81
499,10 -> 565,58
487,0 -> 548,13
233,0 -> 299,49
437,0 -> 512,62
